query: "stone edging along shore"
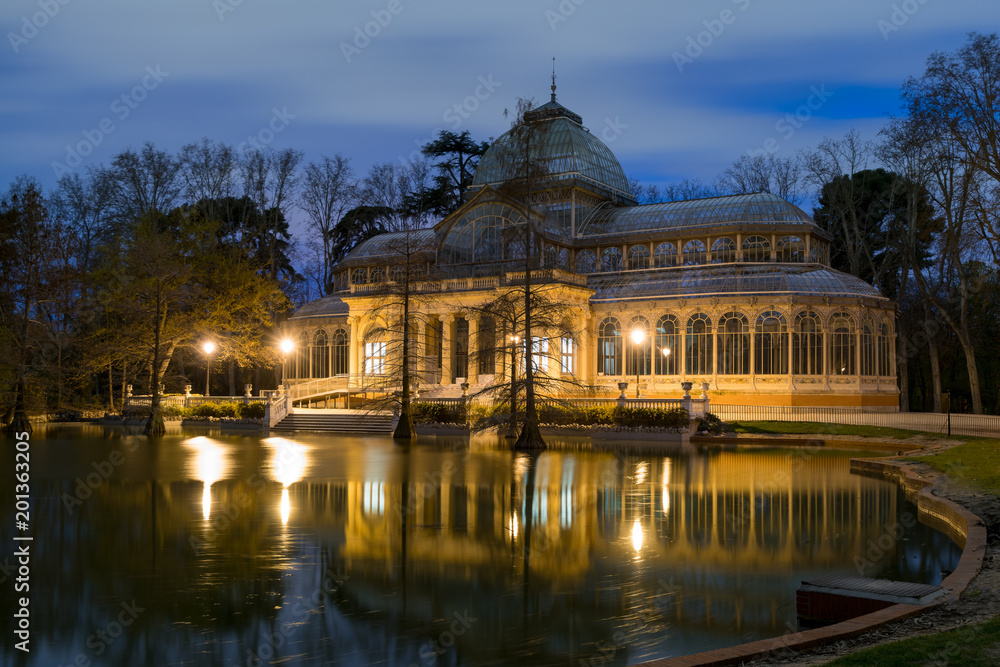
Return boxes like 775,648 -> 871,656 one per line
633,454 -> 988,667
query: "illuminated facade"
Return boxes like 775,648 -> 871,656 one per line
287,93 -> 899,408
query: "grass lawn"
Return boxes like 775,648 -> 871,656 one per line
913,437 -> 1000,496
730,420 -> 952,440
821,615 -> 1000,666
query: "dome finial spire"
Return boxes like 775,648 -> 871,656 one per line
551,57 -> 557,102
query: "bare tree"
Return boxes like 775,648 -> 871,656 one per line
179,139 -> 239,221
240,147 -> 303,281
300,154 -> 357,295
716,153 -> 805,204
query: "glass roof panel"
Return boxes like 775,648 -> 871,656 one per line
586,264 -> 886,302
579,193 -> 815,237
342,229 -> 436,261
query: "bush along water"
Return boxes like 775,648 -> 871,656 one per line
160,401 -> 265,422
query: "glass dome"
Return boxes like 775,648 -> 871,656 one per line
471,99 -> 632,200
341,229 -> 436,262
580,193 -> 815,237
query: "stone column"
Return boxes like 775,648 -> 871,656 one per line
348,316 -> 359,380
548,331 -> 561,380
441,314 -> 455,385
467,317 -> 479,384
413,320 -> 426,385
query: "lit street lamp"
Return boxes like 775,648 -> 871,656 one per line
630,327 -> 645,398
279,338 -> 295,391
202,341 -> 216,396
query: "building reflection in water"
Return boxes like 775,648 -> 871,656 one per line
8,430 -> 963,666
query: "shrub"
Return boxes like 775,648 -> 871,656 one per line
239,402 -> 265,419
411,402 -> 465,424
613,406 -> 689,428
697,412 -> 727,435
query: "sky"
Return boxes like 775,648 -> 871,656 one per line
2,0 -> 999,204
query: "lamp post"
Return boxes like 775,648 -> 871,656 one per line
201,341 -> 215,396
278,338 -> 295,392
630,327 -> 645,399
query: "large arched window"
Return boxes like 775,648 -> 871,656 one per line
742,235 -> 771,262
655,314 -> 680,376
626,316 -> 651,377
711,237 -> 736,264
351,268 -> 367,285
755,312 -> 787,375
575,249 -> 597,274
545,245 -> 570,270
685,313 -> 713,375
601,247 -> 623,272
654,242 -> 678,268
296,331 -> 310,379
312,330 -> 329,378
333,327 -> 349,375
683,239 -> 706,266
597,317 -> 622,376
860,315 -> 876,376
717,312 -> 749,375
370,267 -> 387,284
439,202 -> 528,266
777,236 -> 804,262
878,319 -> 892,377
829,312 -> 856,375
793,311 -> 823,375
627,244 -> 650,270
364,331 -> 387,375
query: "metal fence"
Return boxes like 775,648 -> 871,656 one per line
709,405 -> 1000,438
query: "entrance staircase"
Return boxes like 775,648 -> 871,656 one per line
270,408 -> 395,434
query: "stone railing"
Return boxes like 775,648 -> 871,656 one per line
263,390 -> 291,427
349,268 -> 587,295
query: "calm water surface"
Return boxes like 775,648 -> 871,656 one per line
0,425 -> 960,666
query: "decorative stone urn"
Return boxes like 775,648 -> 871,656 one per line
617,381 -> 629,400
680,381 -> 693,399
184,385 -> 192,397
700,382 -> 709,399
244,384 -> 253,398
460,382 -> 470,397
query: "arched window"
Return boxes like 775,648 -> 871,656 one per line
655,314 -> 680,376
312,330 -> 329,378
296,331 -> 310,379
683,239 -> 706,266
351,268 -> 367,285
793,311 -> 823,375
364,333 -> 387,375
370,267 -> 386,283
601,247 -> 623,272
829,312 -> 856,375
654,242 -> 678,268
711,237 -> 736,264
860,315 -> 876,376
755,312 -> 787,375
597,317 -> 622,376
777,236 -> 804,262
878,319 -> 892,377
626,316 -> 651,377
575,249 -> 597,274
333,328 -> 349,375
717,311 -> 749,375
685,313 -> 713,375
545,245 -> 570,270
742,235 -> 771,262
627,244 -> 650,270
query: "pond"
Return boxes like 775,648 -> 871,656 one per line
0,425 -> 961,666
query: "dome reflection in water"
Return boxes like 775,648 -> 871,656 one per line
2,427 -> 962,666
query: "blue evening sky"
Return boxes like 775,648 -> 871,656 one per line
2,0 -> 997,199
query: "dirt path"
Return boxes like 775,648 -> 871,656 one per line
746,452 -> 1000,666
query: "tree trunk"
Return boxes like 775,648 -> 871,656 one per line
924,304 -> 942,413
228,359 -> 236,397
393,272 -> 414,440
898,333 -> 910,413
514,233 -> 545,451
108,363 -> 114,412
144,284 -> 166,436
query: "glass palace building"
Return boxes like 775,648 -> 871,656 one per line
286,94 -> 899,409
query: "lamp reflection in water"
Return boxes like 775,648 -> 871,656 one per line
263,437 -> 308,525
631,519 -> 643,554
662,459 -> 672,515
183,436 -> 229,520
